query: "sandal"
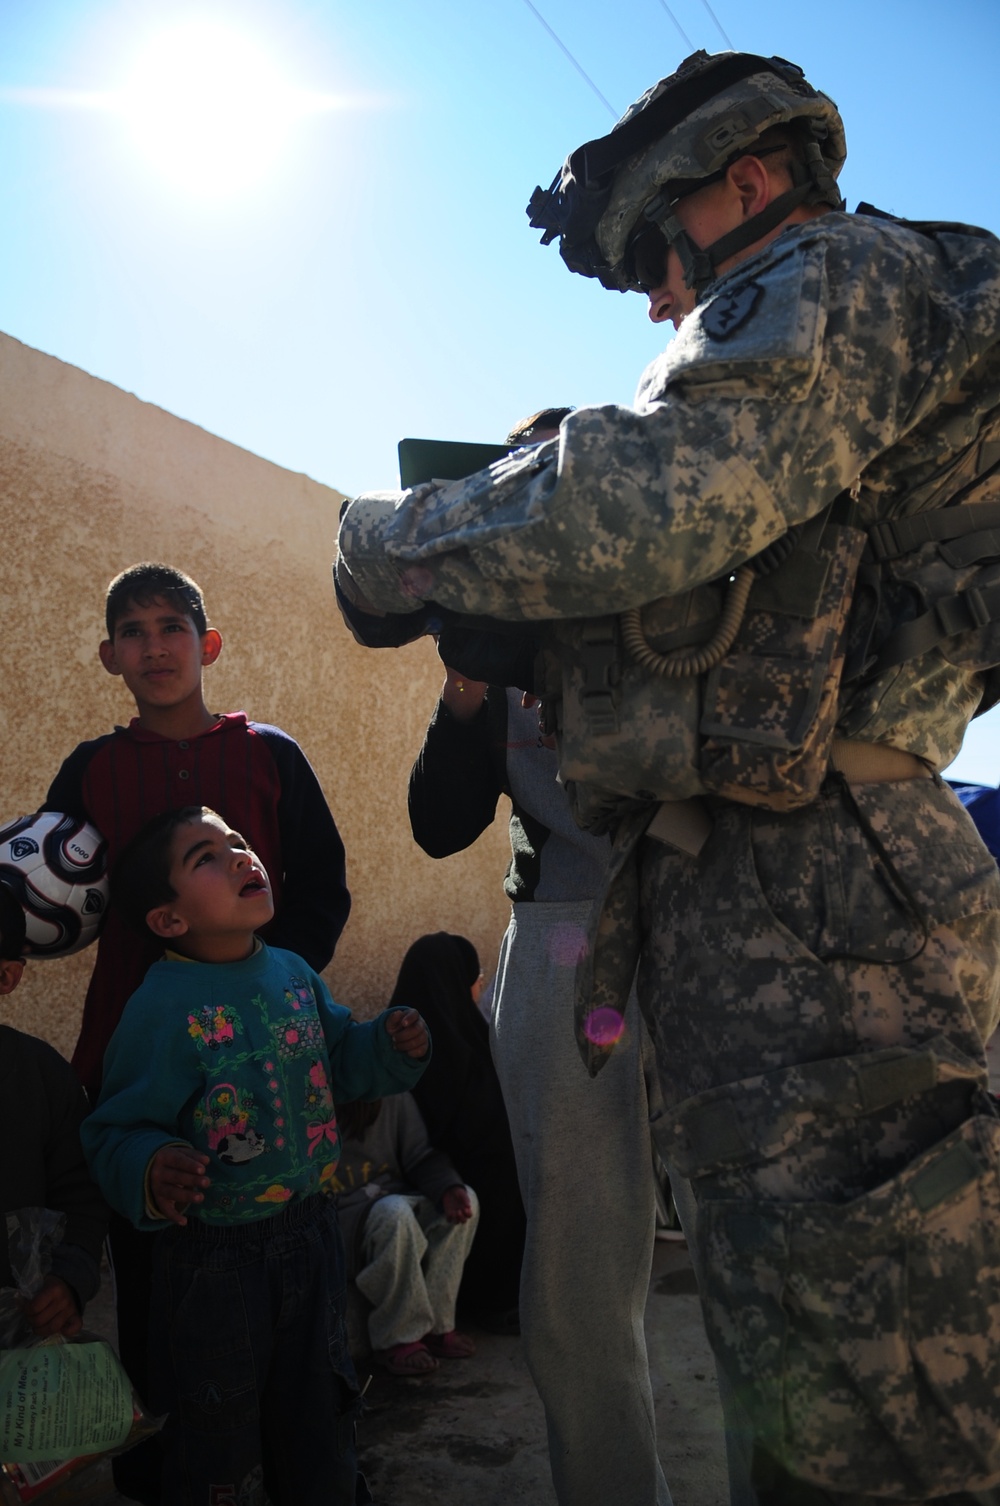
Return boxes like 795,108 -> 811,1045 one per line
373,1340 -> 439,1377
423,1329 -> 476,1359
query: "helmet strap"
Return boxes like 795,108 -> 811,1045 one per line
644,179 -> 816,296
641,140 -> 846,297
696,181 -> 814,285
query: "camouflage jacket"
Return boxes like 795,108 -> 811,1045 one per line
338,210 -> 1000,771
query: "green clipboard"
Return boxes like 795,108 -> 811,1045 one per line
398,437 -> 511,488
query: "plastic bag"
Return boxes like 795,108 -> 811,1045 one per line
0,1208 -> 159,1503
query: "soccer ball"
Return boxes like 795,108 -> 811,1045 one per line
0,812 -> 109,958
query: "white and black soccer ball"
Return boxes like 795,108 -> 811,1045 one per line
0,812 -> 109,958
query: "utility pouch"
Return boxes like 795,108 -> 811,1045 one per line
544,502 -> 867,827
544,580 -> 725,817
697,1110 -> 1000,1498
698,517 -> 868,809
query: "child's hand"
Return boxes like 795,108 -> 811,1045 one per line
22,1276 -> 81,1338
441,664 -> 487,722
442,1186 -> 473,1224
384,1008 -> 429,1059
150,1145 -> 211,1226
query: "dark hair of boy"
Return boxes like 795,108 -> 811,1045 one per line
105,562 -> 208,638
505,407 -> 574,445
110,805 -> 207,936
0,884 -> 26,961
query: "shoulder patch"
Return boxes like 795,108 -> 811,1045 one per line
635,240 -> 828,407
701,282 -> 763,340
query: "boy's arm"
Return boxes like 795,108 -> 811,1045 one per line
408,687 -> 505,857
307,970 -> 428,1101
253,725 -> 351,971
42,740 -> 103,819
80,995 -> 196,1232
393,1093 -> 467,1207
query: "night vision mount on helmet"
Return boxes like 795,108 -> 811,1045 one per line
527,50 -> 845,297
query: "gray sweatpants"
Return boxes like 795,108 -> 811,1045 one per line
490,899 -> 672,1506
356,1190 -> 480,1351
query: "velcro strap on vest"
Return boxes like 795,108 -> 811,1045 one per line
578,623 -> 620,736
661,1039 -> 984,1178
867,497 -> 1000,562
942,529 -> 1000,568
869,581 -> 1000,675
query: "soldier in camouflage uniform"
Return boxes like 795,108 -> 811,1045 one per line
335,50 -> 1000,1506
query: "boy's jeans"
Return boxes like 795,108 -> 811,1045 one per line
150,1194 -> 361,1506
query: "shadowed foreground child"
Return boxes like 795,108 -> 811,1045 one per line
0,884 -> 107,1339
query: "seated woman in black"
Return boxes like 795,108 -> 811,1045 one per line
389,933 -> 525,1333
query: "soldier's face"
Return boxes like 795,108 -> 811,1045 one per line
646,177 -> 740,328
645,152 -> 803,328
645,245 -> 695,329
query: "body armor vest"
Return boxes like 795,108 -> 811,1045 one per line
541,488 -> 1000,833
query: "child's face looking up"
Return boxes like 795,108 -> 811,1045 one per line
150,812 -> 274,963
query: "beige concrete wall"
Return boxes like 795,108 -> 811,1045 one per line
0,331 -> 511,1060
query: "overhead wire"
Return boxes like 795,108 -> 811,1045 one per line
519,0 -> 619,120
656,1 -> 695,51
517,0 -> 737,132
699,0 -> 735,49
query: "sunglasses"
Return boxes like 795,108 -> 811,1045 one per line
624,220 -> 673,294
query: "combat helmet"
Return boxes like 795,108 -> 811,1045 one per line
527,50 -> 845,297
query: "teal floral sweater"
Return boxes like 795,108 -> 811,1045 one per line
82,943 -> 427,1230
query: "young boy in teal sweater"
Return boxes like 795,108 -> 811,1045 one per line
83,805 -> 428,1506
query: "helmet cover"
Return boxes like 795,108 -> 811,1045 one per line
528,51 -> 845,293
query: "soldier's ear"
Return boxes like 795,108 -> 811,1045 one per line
728,153 -> 772,218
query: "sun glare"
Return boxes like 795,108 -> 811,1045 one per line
117,20 -> 335,196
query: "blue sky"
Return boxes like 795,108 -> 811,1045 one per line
3,0 -> 1000,780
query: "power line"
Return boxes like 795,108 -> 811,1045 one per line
656,0 -> 695,51
699,0 -> 735,49
520,0 -> 619,120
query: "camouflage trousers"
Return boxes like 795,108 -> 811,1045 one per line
631,775 -> 1000,1504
